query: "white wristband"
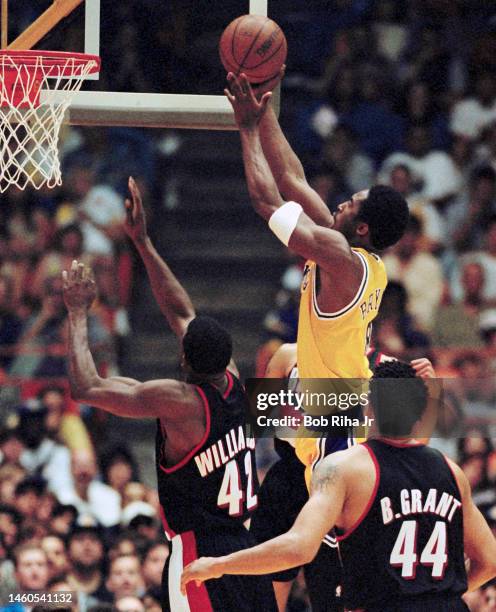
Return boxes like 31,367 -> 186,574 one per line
268,201 -> 303,246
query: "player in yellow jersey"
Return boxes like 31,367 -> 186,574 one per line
226,72 -> 408,380
298,245 -> 386,379
244,69 -> 407,379
226,72 -> 408,467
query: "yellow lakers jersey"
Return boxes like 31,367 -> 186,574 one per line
297,248 -> 387,379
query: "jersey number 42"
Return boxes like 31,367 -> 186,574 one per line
217,450 -> 258,517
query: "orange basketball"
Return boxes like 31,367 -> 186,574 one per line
219,15 -> 287,84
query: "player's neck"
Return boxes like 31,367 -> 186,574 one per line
187,371 -> 227,390
349,236 -> 376,254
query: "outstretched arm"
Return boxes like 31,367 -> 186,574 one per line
225,75 -> 356,274
124,177 -> 195,339
180,456 -> 345,591
247,71 -> 334,228
125,179 -> 239,376
259,105 -> 334,228
63,260 -> 200,419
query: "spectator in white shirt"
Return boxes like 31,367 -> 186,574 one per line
383,215 -> 444,332
445,165 -> 496,252
379,125 -> 462,205
57,449 -> 121,527
450,72 -> 496,140
62,163 -> 126,256
79,181 -> 126,256
388,163 -> 446,250
449,215 -> 496,302
17,401 -> 72,495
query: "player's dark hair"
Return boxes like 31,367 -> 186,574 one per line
370,360 -> 428,437
183,316 -> 232,376
357,185 -> 409,250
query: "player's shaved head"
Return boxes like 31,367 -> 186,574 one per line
183,316 -> 232,376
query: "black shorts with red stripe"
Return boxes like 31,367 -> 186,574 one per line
161,527 -> 277,612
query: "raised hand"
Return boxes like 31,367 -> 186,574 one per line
225,73 -> 272,129
251,64 -> 286,99
62,260 -> 97,312
124,176 -> 148,243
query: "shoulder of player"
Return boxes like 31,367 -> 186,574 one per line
278,342 -> 297,361
311,445 -> 368,491
134,379 -> 203,414
265,342 -> 297,377
307,224 -> 357,265
312,236 -> 368,283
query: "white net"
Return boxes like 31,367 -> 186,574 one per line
0,52 -> 99,192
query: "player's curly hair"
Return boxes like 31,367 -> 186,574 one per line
370,360 -> 428,437
357,185 -> 409,250
183,316 -> 232,375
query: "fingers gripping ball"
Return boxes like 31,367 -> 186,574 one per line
219,15 -> 287,84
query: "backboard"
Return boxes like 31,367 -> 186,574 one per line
6,0 -> 279,129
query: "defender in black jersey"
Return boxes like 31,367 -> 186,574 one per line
182,361 -> 496,610
250,343 -> 434,611
156,368 -> 275,612
63,179 -> 276,612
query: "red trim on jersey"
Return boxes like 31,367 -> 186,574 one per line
377,439 -> 426,448
442,453 -> 463,500
159,386 -> 212,474
159,504 -> 176,540
374,352 -> 385,367
181,531 -> 214,611
222,370 -> 234,399
337,443 -> 380,542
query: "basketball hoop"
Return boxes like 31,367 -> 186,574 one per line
0,50 -> 100,192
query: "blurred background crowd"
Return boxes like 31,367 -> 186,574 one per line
1,1 -> 496,610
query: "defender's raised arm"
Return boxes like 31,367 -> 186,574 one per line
124,176 -> 195,339
62,260 -> 200,420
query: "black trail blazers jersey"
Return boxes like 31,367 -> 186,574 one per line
156,371 -> 277,612
338,440 -> 468,612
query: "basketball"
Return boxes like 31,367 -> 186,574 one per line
219,15 -> 287,84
